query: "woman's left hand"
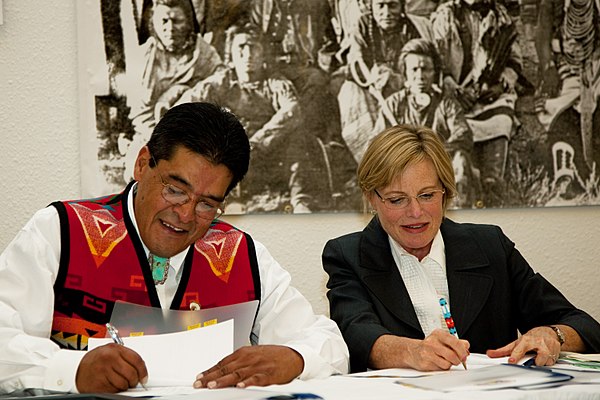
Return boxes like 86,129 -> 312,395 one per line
486,326 -> 561,366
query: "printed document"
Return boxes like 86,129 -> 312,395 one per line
88,319 -> 234,387
396,364 -> 572,391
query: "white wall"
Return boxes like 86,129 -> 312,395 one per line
1,1 -> 599,325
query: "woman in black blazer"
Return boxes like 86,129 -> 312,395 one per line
323,125 -> 600,373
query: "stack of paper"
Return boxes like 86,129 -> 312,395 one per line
395,364 -> 573,391
557,352 -> 600,371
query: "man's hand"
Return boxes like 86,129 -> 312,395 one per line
370,64 -> 392,91
76,343 -> 148,393
486,326 -> 561,366
443,76 -> 476,110
193,345 -> 304,389
154,84 -> 190,121
499,67 -> 518,92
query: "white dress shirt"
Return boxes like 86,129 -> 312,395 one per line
389,230 -> 450,336
0,187 -> 349,393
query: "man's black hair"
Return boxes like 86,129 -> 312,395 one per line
147,102 -> 250,195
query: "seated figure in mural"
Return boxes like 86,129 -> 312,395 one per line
430,0 -> 531,207
248,0 -> 364,211
122,0 -> 225,183
338,0 -> 433,164
248,0 -> 341,144
177,24 -> 330,213
373,39 -> 478,208
534,0 -> 600,199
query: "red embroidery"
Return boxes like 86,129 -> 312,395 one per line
195,228 -> 243,283
71,203 -> 127,268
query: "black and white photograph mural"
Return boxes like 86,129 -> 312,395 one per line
77,0 -> 600,214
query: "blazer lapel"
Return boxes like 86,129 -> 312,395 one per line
441,219 -> 494,337
359,217 -> 423,335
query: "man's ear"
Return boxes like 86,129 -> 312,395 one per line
133,146 -> 151,181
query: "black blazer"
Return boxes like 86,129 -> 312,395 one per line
323,217 -> 600,372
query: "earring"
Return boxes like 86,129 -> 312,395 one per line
370,209 -> 377,215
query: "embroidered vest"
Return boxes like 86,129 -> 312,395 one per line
50,183 -> 260,350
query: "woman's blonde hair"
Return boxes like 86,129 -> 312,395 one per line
357,124 -> 457,212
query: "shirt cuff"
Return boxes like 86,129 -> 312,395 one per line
288,343 -> 338,381
43,349 -> 85,393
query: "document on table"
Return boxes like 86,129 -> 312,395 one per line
109,299 -> 258,350
347,353 -> 531,379
396,364 -> 573,392
120,386 -> 314,399
88,319 -> 234,387
554,351 -> 600,371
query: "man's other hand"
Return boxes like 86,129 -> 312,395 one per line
76,343 -> 148,393
194,345 -> 304,389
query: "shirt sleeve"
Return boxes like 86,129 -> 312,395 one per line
250,241 -> 349,380
0,206 -> 84,393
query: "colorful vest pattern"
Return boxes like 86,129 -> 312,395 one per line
50,183 -> 260,350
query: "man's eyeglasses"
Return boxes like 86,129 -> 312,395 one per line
153,157 -> 224,220
374,188 -> 445,209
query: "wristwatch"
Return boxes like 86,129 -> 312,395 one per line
549,325 -> 566,346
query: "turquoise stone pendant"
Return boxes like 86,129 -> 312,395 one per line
148,254 -> 170,285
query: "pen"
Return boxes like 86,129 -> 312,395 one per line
523,357 -> 536,367
439,297 -> 467,370
105,323 -> 148,390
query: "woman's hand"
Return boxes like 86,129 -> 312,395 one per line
486,325 -> 579,366
369,330 -> 470,371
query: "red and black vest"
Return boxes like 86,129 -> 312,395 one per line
50,183 -> 260,350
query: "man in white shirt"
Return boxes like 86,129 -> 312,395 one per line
0,102 -> 349,394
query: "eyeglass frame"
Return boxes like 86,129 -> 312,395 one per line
151,155 -> 225,220
373,188 -> 446,209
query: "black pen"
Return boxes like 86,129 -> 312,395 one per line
105,323 -> 148,390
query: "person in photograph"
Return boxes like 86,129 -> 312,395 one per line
338,0 -> 433,164
122,0 -> 225,182
373,39 -> 478,207
248,0 -> 342,148
430,0 -> 531,207
534,0 -> 600,197
0,102 -> 349,393
177,24 -> 330,212
322,124 -> 600,372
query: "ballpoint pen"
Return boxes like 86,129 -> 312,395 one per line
439,298 -> 467,370
105,323 -> 148,390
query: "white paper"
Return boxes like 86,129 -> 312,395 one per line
561,351 -> 600,363
396,364 -> 572,392
120,386 -> 288,399
347,353 -> 524,379
88,319 -> 234,387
